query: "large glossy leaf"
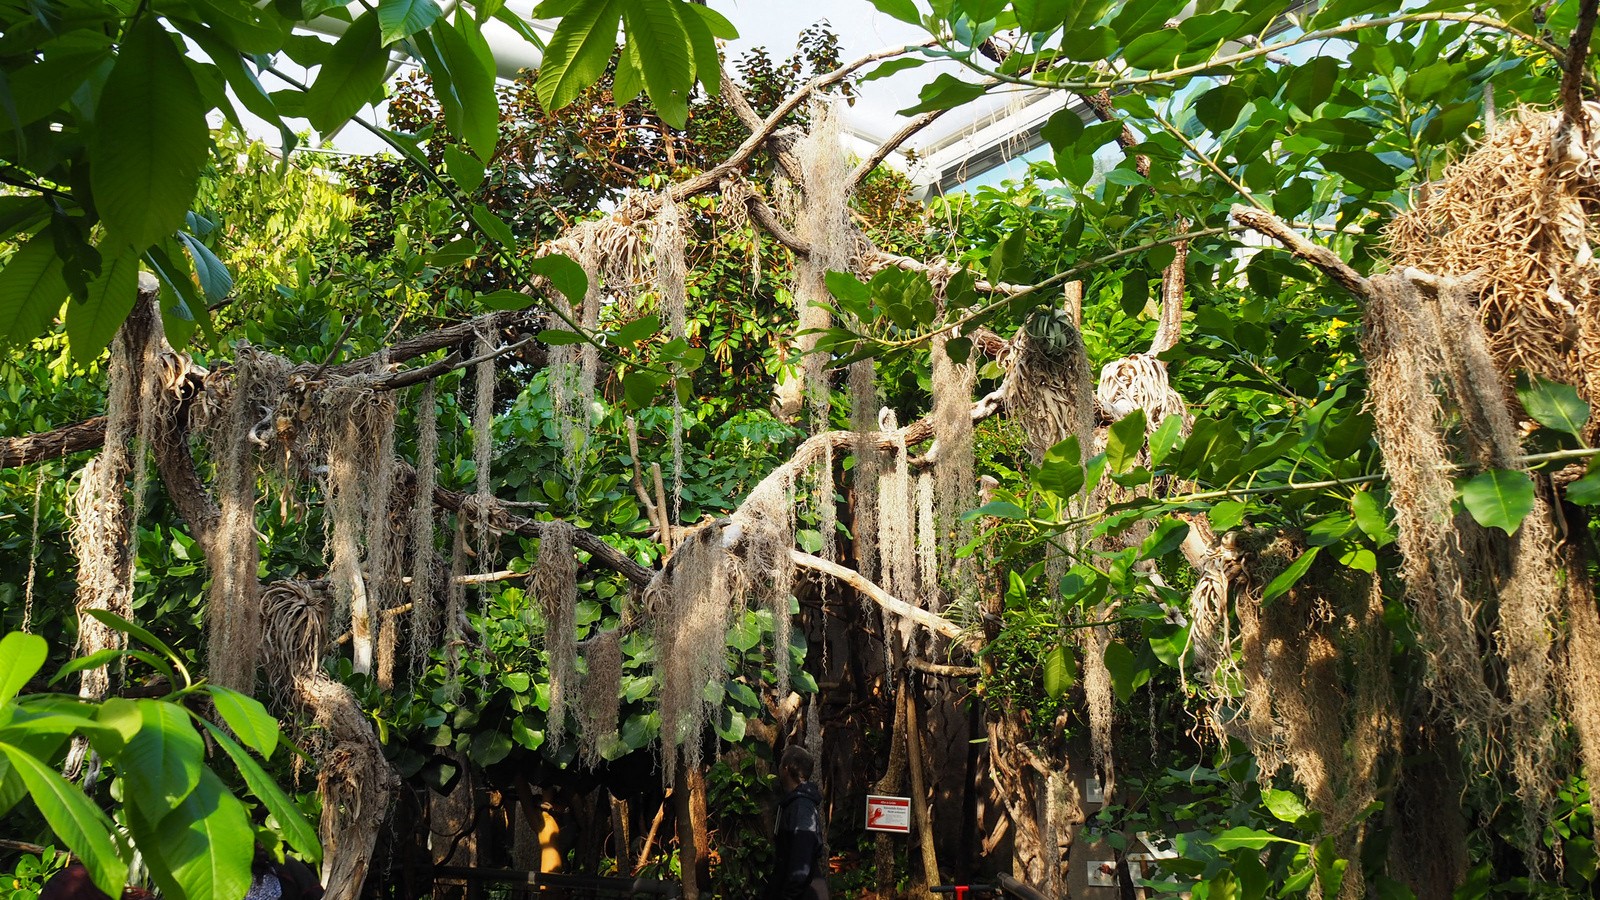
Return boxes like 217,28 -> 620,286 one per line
122,699 -> 205,820
536,0 -> 624,113
1460,469 -> 1536,535
621,0 -> 692,128
91,17 -> 208,252
1105,409 -> 1147,474
529,253 -> 589,304
1042,644 -> 1075,698
305,12 -> 388,134
197,720 -> 320,862
1262,546 -> 1320,604
172,21 -> 281,125
677,2 -> 719,97
378,0 -> 442,43
208,686 -> 278,758
869,0 -> 921,25
0,742 -> 127,896
176,233 -> 232,303
434,12 -> 499,160
1102,640 -> 1148,702
136,768 -> 254,900
0,632 -> 47,705
0,232 -> 68,346
1518,377 -> 1590,436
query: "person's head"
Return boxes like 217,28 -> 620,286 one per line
778,744 -> 814,792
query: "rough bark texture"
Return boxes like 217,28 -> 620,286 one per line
297,673 -> 400,900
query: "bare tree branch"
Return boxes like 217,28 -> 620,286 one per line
792,551 -> 981,651
1562,0 -> 1600,128
1,417 -> 108,469
848,110 -> 950,189
1229,204 -> 1373,299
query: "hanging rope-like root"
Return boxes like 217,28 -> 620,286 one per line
534,521 -> 579,751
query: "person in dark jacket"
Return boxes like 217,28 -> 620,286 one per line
763,745 -> 828,900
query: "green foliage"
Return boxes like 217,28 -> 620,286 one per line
0,625 -> 318,899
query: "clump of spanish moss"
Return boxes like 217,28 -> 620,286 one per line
206,345 -> 292,691
931,331 -> 977,605
792,101 -> 856,427
579,627 -> 623,763
850,360 -> 882,582
876,411 -> 917,649
441,517 -> 470,703
67,331 -> 141,698
1080,623 -> 1117,801
322,371 -> 398,679
535,521 -> 579,751
473,332 -> 496,501
653,191 -> 689,522
647,525 -> 745,784
1365,272 -> 1563,836
410,381 -> 440,674
733,468 -> 798,697
916,472 -> 937,612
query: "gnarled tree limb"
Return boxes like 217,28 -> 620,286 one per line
1230,204 -> 1373,299
1,416 -> 107,469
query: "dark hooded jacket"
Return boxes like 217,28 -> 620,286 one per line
763,781 -> 828,900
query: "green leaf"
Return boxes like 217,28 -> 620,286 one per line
123,699 -> 205,820
623,370 -> 664,409
1105,409 -> 1147,474
0,632 -> 48,705
1140,517 -> 1190,559
1042,644 -> 1075,698
678,5 -> 719,96
536,0 -> 625,112
1149,414 -> 1183,466
434,13 -> 500,161
1282,57 -> 1339,112
620,0 -> 692,127
899,73 -> 988,115
196,720 -> 320,862
1351,491 -> 1393,547
91,18 -> 208,252
683,2 -> 736,38
66,250 -> 140,362
1460,469 -> 1536,535
612,315 -> 660,348
444,144 -> 486,192
1209,500 -> 1246,531
1040,108 -> 1085,156
1262,788 -> 1311,825
540,329 -> 586,345
1207,826 -> 1302,850
1195,85 -> 1248,132
613,40 -> 645,105
305,12 -> 388,134
1568,469 -> 1600,505
1109,0 -> 1182,41
1034,436 -> 1085,497
1320,150 -> 1398,192
1261,546 -> 1319,605
471,204 -> 515,248
1061,0 -> 1112,31
1518,377 -> 1590,436
0,228 -> 68,346
1102,640 -> 1148,702
869,0 -> 921,25
476,289 -> 533,311
529,253 -> 589,304
1122,28 -> 1186,69
469,730 -> 513,765
136,768 -> 254,900
82,609 -> 183,675
176,233 -> 232,304
378,0 -> 442,43
208,686 -> 279,758
48,649 -> 126,687
0,742 -> 126,896
861,57 -> 926,82
1120,270 -> 1148,316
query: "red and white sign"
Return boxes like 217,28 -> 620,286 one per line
866,795 -> 911,833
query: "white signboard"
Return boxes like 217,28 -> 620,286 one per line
865,794 -> 911,833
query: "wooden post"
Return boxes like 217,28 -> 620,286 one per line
673,761 -> 711,900
904,683 -> 940,896
874,677 -> 909,900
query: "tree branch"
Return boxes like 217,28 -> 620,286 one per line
1562,0 -> 1600,127
848,110 -> 950,189
1,416 -> 108,469
1229,204 -> 1372,299
791,551 -> 981,651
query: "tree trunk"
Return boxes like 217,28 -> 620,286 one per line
674,761 -> 711,900
875,677 -> 909,899
904,684 -> 940,895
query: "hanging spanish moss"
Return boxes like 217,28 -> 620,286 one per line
793,100 -> 855,427
733,467 -> 798,697
22,474 -> 42,633
323,374 -> 397,679
877,411 -> 917,648
579,627 -> 622,764
654,191 -> 690,521
1081,622 -> 1117,802
931,331 -> 977,605
441,517 -> 470,703
535,521 -> 578,751
851,359 -> 882,582
206,346 -> 290,691
817,443 -> 837,564
409,381 -> 439,674
916,472 -> 937,612
648,526 -> 745,784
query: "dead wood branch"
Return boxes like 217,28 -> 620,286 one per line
719,70 -> 804,182
792,551 -> 980,650
1,416 -> 108,469
909,658 -> 980,677
849,110 -> 950,189
1230,204 -> 1373,299
1562,0 -> 1600,130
